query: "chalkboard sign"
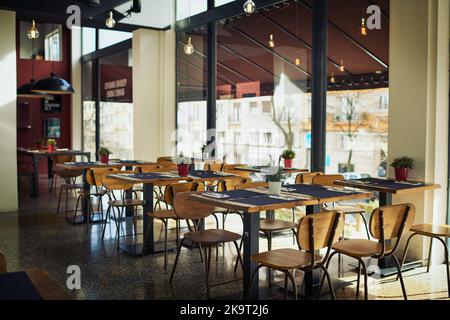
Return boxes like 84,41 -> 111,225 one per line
42,95 -> 62,113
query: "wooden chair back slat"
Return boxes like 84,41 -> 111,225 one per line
223,164 -> 252,179
0,251 -> 6,273
370,204 -> 415,240
159,162 -> 177,171
137,164 -> 166,173
173,191 -> 215,220
206,163 -> 223,172
234,182 -> 268,190
297,211 -> 344,252
157,156 -> 173,163
55,155 -> 75,164
296,172 -> 323,184
164,182 -> 200,207
87,167 -> 119,187
55,168 -> 83,179
312,174 -> 345,187
222,177 -> 251,191
101,170 -> 135,191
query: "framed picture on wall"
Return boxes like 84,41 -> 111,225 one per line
44,118 -> 61,138
42,95 -> 62,113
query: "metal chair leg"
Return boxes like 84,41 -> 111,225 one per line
392,255 -> 408,300
321,266 -> 336,300
356,261 -> 361,297
435,236 -> 450,298
359,259 -> 368,300
163,219 -> 168,270
283,273 -> 288,300
358,212 -> 371,240
102,206 -> 111,240
267,232 -> 272,287
397,233 -> 418,281
56,186 -> 63,215
319,251 -> 338,294
427,237 -> 433,273
233,240 -> 243,273
286,271 -> 298,300
204,245 -> 212,299
246,265 -> 263,300
170,238 -> 186,283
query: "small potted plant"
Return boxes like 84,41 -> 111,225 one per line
98,147 -> 112,164
47,139 -> 57,152
390,156 -> 414,181
267,156 -> 284,194
172,154 -> 192,177
281,149 -> 296,168
35,138 -> 45,150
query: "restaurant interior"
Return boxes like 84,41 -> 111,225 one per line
0,0 -> 449,303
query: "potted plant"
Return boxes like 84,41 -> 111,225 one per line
390,156 -> 414,181
35,138 -> 45,150
281,149 -> 296,168
98,147 -> 112,164
172,154 -> 192,177
47,139 -> 57,152
267,156 -> 284,195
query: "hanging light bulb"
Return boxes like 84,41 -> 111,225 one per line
330,73 -> 336,83
339,60 -> 345,72
184,37 -> 194,55
295,58 -> 301,66
106,11 -> 116,28
268,34 -> 275,48
27,20 -> 39,39
243,0 -> 256,14
361,18 -> 367,36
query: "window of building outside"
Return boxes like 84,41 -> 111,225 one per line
19,21 -> 63,61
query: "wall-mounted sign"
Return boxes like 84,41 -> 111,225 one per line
101,64 -> 132,103
42,95 -> 62,113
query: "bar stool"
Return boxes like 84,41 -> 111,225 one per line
144,181 -> 201,270
169,191 -> 243,299
323,203 -> 415,300
248,210 -> 344,300
399,223 -> 450,297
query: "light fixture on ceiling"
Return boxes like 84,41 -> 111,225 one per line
243,0 -> 256,14
361,18 -> 367,36
268,34 -> 275,48
184,37 -> 194,55
17,38 -> 48,98
339,60 -> 345,72
106,11 -> 116,28
330,73 -> 336,83
27,20 -> 39,39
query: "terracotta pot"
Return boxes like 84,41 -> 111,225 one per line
394,168 -> 409,181
177,164 -> 190,177
47,145 -> 56,152
284,159 -> 293,168
100,154 -> 109,164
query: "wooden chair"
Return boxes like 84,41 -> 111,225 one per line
144,182 -> 200,270
248,211 -> 344,300
312,174 -> 370,240
101,171 -> 144,246
169,191 -> 243,299
205,162 -> 224,172
51,155 -> 76,192
399,223 -> 450,297
0,251 -> 6,273
295,172 -> 323,184
55,167 -> 83,217
157,156 -> 173,163
135,164 -> 170,210
223,164 -> 252,179
324,204 -> 415,300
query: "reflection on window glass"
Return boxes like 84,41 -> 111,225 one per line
176,29 -> 208,158
176,0 -> 207,20
19,21 -> 63,61
82,61 -> 96,157
82,27 -> 96,55
98,29 -> 132,49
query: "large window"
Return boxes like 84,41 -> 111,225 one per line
82,61 -> 96,157
19,21 -> 63,61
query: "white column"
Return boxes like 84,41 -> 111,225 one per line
389,0 -> 449,262
0,10 -> 18,213
132,28 -> 176,161
71,26 -> 83,151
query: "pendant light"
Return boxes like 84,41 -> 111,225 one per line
360,18 -> 367,36
106,11 -> 116,28
294,3 -> 301,66
27,20 -> 39,39
31,24 -> 74,95
243,0 -> 256,14
330,73 -> 336,83
184,37 -> 195,55
17,38 -> 48,98
339,60 -> 345,72
268,34 -> 275,48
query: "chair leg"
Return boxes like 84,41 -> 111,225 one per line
266,232 -> 272,287
427,237 -> 433,273
65,189 -> 69,218
170,238 -> 186,283
283,272 -> 288,300
435,237 -> 450,298
102,206 -> 111,240
292,208 -> 296,245
286,271 -> 298,300
397,233 -> 418,281
359,259 -> 369,300
321,266 -> 336,300
356,261 -> 361,297
163,219 -> 168,270
204,245 -> 212,299
319,251 -> 338,295
358,212 -> 371,240
56,186 -> 63,215
392,255 -> 408,300
233,240 -> 243,273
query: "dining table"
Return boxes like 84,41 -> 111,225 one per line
109,170 -> 243,256
17,148 -> 91,198
334,177 -> 441,277
234,165 -> 309,175
190,183 -> 372,300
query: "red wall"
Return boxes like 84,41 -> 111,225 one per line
16,22 -> 72,174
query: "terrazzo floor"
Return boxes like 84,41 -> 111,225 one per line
0,176 -> 448,300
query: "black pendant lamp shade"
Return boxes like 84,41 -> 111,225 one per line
17,78 -> 49,98
31,72 -> 75,95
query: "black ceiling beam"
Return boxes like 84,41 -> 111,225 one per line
227,22 -> 311,78
258,10 -> 354,76
299,0 -> 388,70
177,42 -> 250,84
81,38 -> 131,62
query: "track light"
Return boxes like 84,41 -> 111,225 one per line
106,11 -> 116,28
268,34 -> 275,48
184,37 -> 194,55
243,0 -> 255,14
27,20 -> 39,39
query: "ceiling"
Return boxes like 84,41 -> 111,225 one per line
177,0 -> 389,99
